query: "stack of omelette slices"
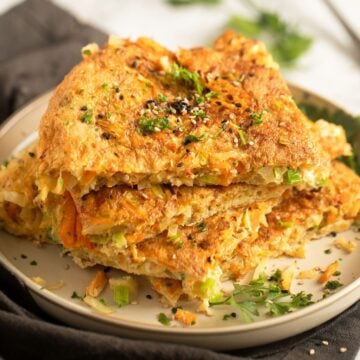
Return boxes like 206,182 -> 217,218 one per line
1,31 -> 359,308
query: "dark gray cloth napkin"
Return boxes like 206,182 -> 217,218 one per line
0,1 -> 359,359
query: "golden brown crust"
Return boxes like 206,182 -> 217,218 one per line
37,32 -> 329,195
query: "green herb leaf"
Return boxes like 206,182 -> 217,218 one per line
158,93 -> 168,102
198,222 -> 207,232
30,260 -> 37,266
325,281 -> 343,291
138,117 -> 171,135
227,16 -> 262,37
191,108 -> 207,118
250,111 -> 264,125
71,291 -> 83,300
210,270 -> 313,323
158,312 -> 171,326
82,49 -> 92,56
183,133 -> 206,145
284,169 -> 302,184
170,63 -> 204,94
81,109 -> 93,124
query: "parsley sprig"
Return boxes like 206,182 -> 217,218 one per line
138,117 -> 171,135
227,2 -> 313,66
210,272 -> 313,323
170,63 -> 204,94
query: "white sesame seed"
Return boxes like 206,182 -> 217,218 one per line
229,113 -> 236,120
152,110 -> 159,115
249,140 -> 254,146
339,347 -> 347,353
172,254 -> 177,259
232,81 -> 241,87
123,174 -> 130,181
154,127 -> 160,132
230,169 -> 237,175
322,340 -> 329,346
191,119 -> 197,125
309,349 -> 315,355
234,137 -> 239,144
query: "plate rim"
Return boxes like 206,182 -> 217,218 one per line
0,85 -> 359,336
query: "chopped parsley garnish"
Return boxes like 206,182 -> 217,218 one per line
250,111 -> 264,125
198,222 -> 207,232
324,249 -> 332,255
30,260 -> 37,266
101,83 -> 109,90
158,312 -> 171,326
325,281 -> 343,290
176,240 -> 184,249
157,93 -> 168,102
277,220 -> 293,229
223,312 -> 237,320
284,169 -> 302,185
81,109 -> 93,124
170,63 -> 203,94
2,160 -> 9,168
114,85 -> 120,93
210,271 -> 313,323
82,49 -> 92,56
191,108 -> 206,118
138,117 -> 171,135
71,291 -> 83,300
183,133 -> 206,145
205,91 -> 218,99
171,306 -> 182,314
237,128 -> 247,145
333,271 -> 341,276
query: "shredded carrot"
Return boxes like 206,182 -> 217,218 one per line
319,261 -> 339,284
75,216 -> 94,249
4,201 -> 21,222
174,308 -> 197,327
86,270 -> 108,297
58,192 -> 77,248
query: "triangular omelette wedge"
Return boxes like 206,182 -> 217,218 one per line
37,31 -> 329,198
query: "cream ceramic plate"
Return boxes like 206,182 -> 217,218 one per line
0,86 -> 359,350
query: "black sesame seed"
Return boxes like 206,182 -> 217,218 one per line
80,105 -> 88,111
119,94 -> 124,100
245,107 -> 251,112
216,101 -> 222,106
177,162 -> 184,168
101,132 -> 113,140
235,103 -> 242,108
330,232 -> 337,237
28,152 -> 35,158
227,94 -> 234,101
168,101 -> 191,114
97,113 -> 105,119
231,312 -> 237,318
146,294 -> 153,300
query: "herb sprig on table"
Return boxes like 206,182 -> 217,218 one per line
166,0 -> 313,66
210,271 -> 313,323
227,2 -> 313,66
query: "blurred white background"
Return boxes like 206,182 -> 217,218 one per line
0,0 -> 359,114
